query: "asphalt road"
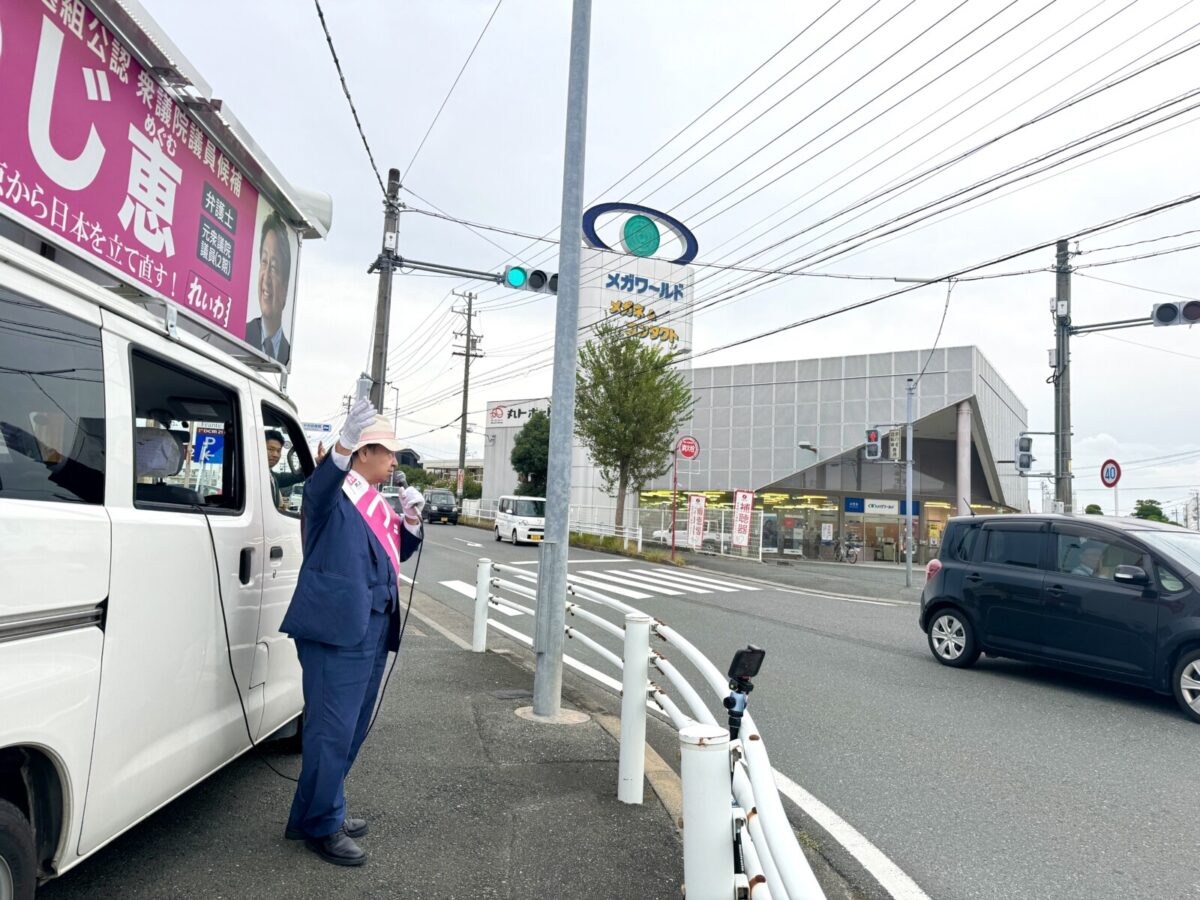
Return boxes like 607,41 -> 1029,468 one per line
416,523 -> 1200,900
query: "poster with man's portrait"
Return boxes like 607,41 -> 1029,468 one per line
245,196 -> 301,369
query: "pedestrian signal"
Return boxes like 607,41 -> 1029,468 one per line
1014,434 -> 1034,475
864,428 -> 882,461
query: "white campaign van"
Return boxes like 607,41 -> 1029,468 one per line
495,494 -> 546,545
0,239 -> 318,895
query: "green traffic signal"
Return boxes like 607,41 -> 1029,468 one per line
505,266 -> 528,288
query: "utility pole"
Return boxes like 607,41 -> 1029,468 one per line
533,0 -> 592,720
367,168 -> 402,411
451,291 -> 482,501
1053,239 -> 1073,513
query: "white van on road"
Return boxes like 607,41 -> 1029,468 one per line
0,241 -> 314,895
494,494 -> 546,545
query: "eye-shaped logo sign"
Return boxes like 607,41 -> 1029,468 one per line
582,202 -> 699,266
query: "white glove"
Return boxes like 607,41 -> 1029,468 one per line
401,486 -> 425,520
339,398 -> 376,449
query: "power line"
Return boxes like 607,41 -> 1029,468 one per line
402,0 -> 504,183
1072,239 -> 1200,270
1074,271 -> 1200,302
313,0 -> 386,198
1078,226 -> 1200,255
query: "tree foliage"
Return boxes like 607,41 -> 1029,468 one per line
574,323 -> 695,526
510,408 -> 551,496
1132,498 -> 1169,522
1084,504 -> 1103,515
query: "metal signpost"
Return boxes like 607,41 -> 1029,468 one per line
1101,458 -> 1121,516
532,0 -> 592,720
672,435 -> 700,561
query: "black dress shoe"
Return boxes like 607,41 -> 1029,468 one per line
304,829 -> 366,867
285,816 -> 368,841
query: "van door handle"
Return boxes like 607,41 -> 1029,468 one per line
270,545 -> 284,560
239,547 -> 253,585
1046,585 -> 1065,598
965,573 -> 982,583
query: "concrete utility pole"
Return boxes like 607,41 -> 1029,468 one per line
533,0 -> 592,719
905,378 -> 915,588
368,168 -> 402,411
452,291 -> 482,501
1053,239 -> 1073,513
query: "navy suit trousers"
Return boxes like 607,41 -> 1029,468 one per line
287,607 -> 393,838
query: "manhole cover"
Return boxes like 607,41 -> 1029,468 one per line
492,689 -> 533,700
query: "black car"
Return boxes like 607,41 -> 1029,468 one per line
423,489 -> 459,525
920,514 -> 1200,722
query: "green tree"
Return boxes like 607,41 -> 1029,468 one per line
1084,504 -> 1104,515
1132,498 -> 1169,522
574,323 -> 695,527
510,408 -> 550,496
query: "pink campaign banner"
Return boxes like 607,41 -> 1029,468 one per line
0,0 -> 299,363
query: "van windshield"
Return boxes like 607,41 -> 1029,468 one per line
515,499 -> 545,518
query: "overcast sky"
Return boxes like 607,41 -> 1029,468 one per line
142,0 -> 1200,517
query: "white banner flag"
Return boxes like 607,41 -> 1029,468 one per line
732,490 -> 754,548
687,494 -> 707,550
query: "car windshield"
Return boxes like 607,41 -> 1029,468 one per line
429,492 -> 454,504
515,499 -> 545,517
1138,531 -> 1200,571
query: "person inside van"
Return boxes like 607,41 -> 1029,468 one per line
281,397 -> 424,867
1072,545 -> 1104,578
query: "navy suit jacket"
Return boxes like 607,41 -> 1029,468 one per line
281,455 -> 420,648
245,317 -> 291,367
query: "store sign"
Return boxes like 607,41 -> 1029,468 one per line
0,1 -> 301,365
844,497 -> 865,513
820,522 -> 834,542
687,494 -> 706,550
732,489 -> 754,548
486,399 -> 550,429
192,427 -> 223,464
865,499 -> 900,515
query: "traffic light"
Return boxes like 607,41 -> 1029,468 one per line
503,265 -> 558,294
864,428 -> 882,461
1014,434 -> 1034,475
1151,300 -> 1200,326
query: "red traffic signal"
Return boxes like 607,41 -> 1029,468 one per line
1152,300 -> 1200,326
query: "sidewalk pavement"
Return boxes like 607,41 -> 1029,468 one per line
42,592 -> 683,899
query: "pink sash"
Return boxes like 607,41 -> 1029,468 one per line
342,470 -> 401,582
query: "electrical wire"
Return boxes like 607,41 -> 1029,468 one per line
1074,272 -> 1200,303
313,0 -> 387,199
402,0 -> 504,183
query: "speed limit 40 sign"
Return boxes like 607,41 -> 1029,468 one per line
1101,459 -> 1121,488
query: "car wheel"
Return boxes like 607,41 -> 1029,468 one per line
1172,648 -> 1200,723
926,609 -> 980,668
511,529 -> 519,545
494,527 -> 501,542
0,799 -> 36,900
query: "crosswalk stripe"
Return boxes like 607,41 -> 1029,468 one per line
440,579 -> 521,617
631,568 -> 739,593
580,569 -> 685,595
566,573 -> 652,599
634,567 -> 758,592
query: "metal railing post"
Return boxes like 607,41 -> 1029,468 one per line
618,613 -> 652,804
472,558 -> 491,652
636,526 -> 642,554
679,723 -> 735,899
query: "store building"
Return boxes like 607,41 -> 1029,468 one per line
638,346 -> 1028,564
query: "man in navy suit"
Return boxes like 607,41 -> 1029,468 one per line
281,398 -> 424,866
245,212 -> 293,366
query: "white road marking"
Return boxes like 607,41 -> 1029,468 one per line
406,607 -> 471,650
632,568 -> 740,593
566,573 -> 652,600
772,768 -> 932,900
453,538 -> 483,548
600,568 -> 702,594
440,579 -> 521,616
399,573 -> 414,584
652,568 -> 762,592
577,570 -> 685,596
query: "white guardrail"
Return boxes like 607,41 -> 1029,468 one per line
470,558 -> 825,900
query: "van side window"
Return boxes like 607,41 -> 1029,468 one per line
983,528 -> 1043,569
1055,532 -> 1144,581
262,403 -> 313,518
131,352 -> 242,512
954,526 -> 981,562
0,291 -> 105,504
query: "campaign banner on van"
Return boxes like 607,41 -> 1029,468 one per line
732,490 -> 754,549
0,1 -> 300,367
686,494 -> 706,550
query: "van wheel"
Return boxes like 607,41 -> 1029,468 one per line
494,527 -> 501,542
927,610 -> 980,668
1172,649 -> 1200,723
511,530 -> 519,545
0,799 -> 37,900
